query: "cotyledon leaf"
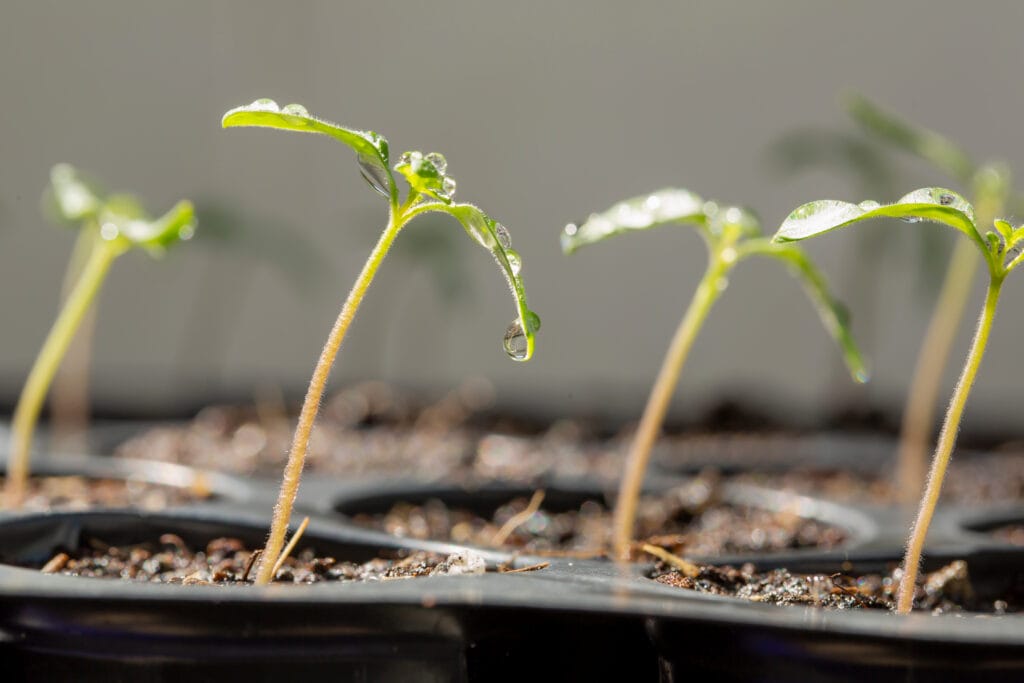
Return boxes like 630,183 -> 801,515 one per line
221,99 -> 395,203
561,188 -> 706,254
774,187 -> 981,248
424,202 -> 539,361
843,91 -> 975,184
96,196 -> 196,258
47,164 -> 102,222
738,239 -> 868,383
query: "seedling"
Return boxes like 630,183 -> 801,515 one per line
222,99 -> 539,584
775,186 -> 1024,614
561,189 -> 866,559
4,164 -> 196,504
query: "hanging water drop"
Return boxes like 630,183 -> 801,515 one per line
357,155 -> 390,197
900,216 -> 923,223
503,320 -> 529,360
505,249 -> 522,275
178,223 -> 196,241
425,152 -> 447,175
249,98 -> 280,112
495,223 -> 511,249
440,177 -> 457,200
282,103 -> 309,117
938,193 -> 955,206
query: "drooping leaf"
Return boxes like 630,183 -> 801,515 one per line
738,239 -> 868,383
46,164 -> 102,223
222,99 -> 395,203
774,187 -> 981,247
843,92 -> 975,184
560,188 -> 706,254
422,202 -> 539,361
97,196 -> 196,257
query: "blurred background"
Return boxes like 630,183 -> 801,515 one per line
2,1 -> 1024,434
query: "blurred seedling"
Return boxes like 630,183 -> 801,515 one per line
222,99 -> 540,584
775,186 -> 1024,614
4,164 -> 195,505
561,189 -> 866,559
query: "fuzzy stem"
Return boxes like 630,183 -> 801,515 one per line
254,209 -> 405,584
896,276 -> 1003,614
895,240 -> 979,504
611,250 -> 731,559
5,238 -> 120,504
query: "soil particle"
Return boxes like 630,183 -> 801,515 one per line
34,535 -> 486,584
653,559 -> 1017,613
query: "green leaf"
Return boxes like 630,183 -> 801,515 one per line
739,240 -> 868,383
46,164 -> 102,223
97,196 -> 196,258
221,99 -> 395,203
843,91 -> 975,183
994,219 -> 1014,241
560,188 -> 706,254
394,151 -> 456,203
774,187 -> 981,247
424,202 -> 539,361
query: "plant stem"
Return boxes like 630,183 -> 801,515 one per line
5,238 -> 120,505
896,275 -> 1003,614
895,240 -> 979,504
611,249 -> 731,559
254,209 -> 405,585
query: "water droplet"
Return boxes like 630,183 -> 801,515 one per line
495,223 -> 511,249
854,369 -> 869,384
900,216 -> 923,224
249,98 -> 280,112
425,152 -> 447,175
525,310 -> 541,333
720,247 -> 737,264
281,103 -> 309,117
724,207 -> 743,225
398,151 -> 415,166
715,277 -> 729,292
858,200 -> 881,211
440,177 -> 457,200
939,193 -> 955,206
462,212 -> 496,248
178,223 -> 196,241
503,320 -> 529,360
100,222 -> 120,241
563,223 -> 578,237
357,155 -> 390,197
505,249 -> 522,275
703,201 -> 719,216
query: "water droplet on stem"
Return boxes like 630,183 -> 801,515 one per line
495,223 -> 511,249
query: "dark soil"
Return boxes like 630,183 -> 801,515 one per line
652,559 -> 1020,614
0,475 -> 212,512
350,472 -> 846,558
32,534 -> 487,584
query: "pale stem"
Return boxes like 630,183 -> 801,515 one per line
5,239 -> 120,504
611,253 -> 730,559
896,276 -> 1003,614
254,210 -> 405,584
895,240 -> 979,504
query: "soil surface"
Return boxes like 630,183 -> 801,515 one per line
0,475 -> 212,512
350,472 -> 846,558
652,559 -> 1020,614
32,534 -> 487,584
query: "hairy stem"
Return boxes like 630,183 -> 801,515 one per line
611,250 -> 730,559
5,238 -> 119,504
254,209 -> 405,584
896,276 -> 1002,614
895,240 -> 979,504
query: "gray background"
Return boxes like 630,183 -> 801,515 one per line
2,1 -> 1023,429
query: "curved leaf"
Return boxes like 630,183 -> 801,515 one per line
47,164 -> 102,223
843,91 -> 975,183
774,187 -> 981,247
421,202 -> 539,361
561,188 -> 706,254
97,196 -> 196,258
739,240 -> 868,383
222,99 -> 395,203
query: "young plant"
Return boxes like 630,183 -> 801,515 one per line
5,164 -> 196,505
775,186 -> 1024,614
222,99 -> 539,584
561,189 -> 867,559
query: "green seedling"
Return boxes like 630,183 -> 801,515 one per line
775,186 -> 1024,614
5,164 -> 196,505
222,99 -> 539,584
561,189 -> 866,559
